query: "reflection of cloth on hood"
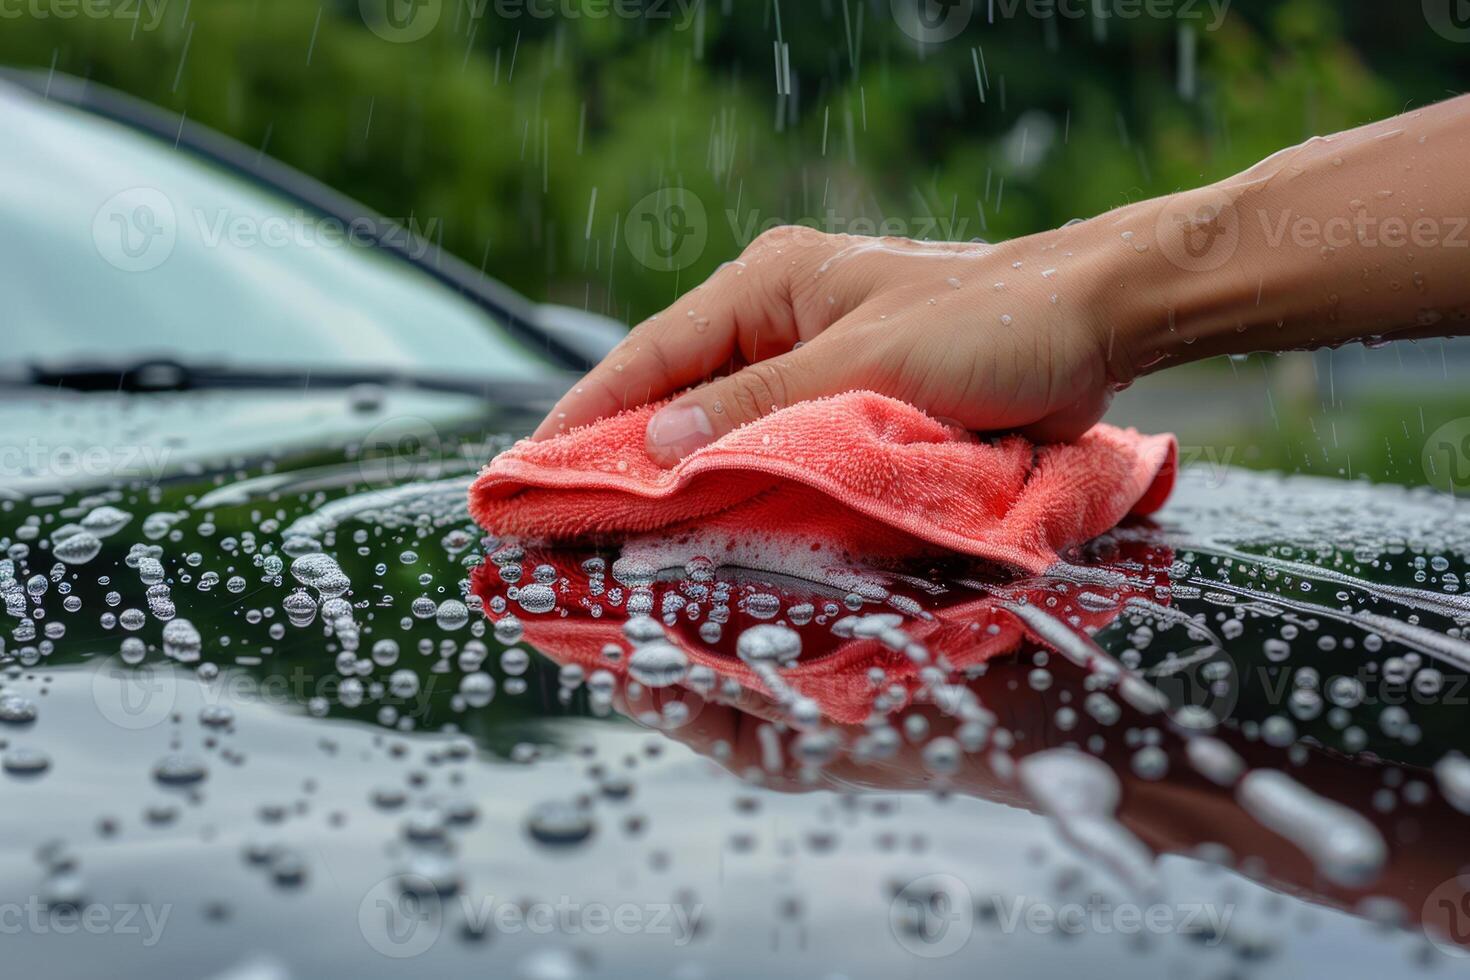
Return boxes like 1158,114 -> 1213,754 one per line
471,542 -> 1170,725
470,391 -> 1176,575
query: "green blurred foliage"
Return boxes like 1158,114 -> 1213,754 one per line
5,0 -> 1464,325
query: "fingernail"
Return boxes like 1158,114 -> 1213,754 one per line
646,403 -> 714,462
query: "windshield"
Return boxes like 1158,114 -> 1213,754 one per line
0,86 -> 554,378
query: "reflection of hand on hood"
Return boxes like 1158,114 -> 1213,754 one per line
470,536 -> 1167,725
472,541 -> 1470,951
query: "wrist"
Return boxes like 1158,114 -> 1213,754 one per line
1075,181 -> 1266,384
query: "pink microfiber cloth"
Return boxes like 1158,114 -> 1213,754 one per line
470,391 -> 1176,574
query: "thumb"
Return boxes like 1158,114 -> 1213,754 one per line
644,343 -> 837,466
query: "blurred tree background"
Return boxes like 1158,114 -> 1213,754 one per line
3,0 -> 1469,485
5,0 -> 1456,318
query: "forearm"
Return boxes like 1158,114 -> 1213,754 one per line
1071,94 -> 1470,381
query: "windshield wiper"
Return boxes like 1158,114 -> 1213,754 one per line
0,357 -> 575,403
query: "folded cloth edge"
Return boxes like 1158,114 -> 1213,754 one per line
470,393 -> 1178,572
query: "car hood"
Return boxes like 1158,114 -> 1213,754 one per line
0,386 -> 541,501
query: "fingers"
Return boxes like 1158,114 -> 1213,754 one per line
530,299 -> 737,440
644,340 -> 841,465
532,240 -> 809,441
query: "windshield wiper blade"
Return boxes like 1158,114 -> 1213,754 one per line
1,357 -> 575,403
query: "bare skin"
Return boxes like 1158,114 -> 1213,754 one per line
534,94 -> 1470,466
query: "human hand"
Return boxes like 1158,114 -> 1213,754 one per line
532,225 -> 1125,466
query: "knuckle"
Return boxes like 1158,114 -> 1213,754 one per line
748,224 -> 799,251
615,324 -> 674,376
748,223 -> 828,256
584,371 -> 626,410
727,365 -> 790,420
640,336 -> 677,379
